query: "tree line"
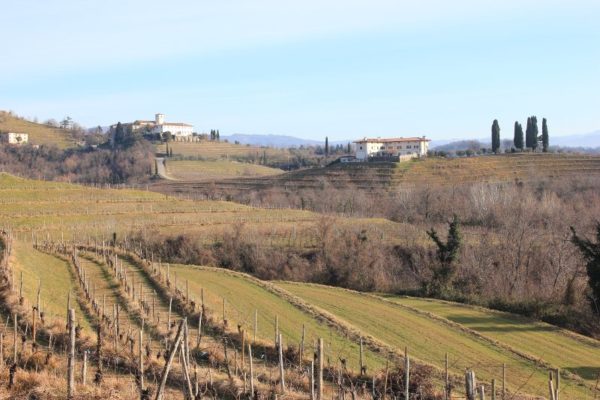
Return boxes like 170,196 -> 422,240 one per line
491,116 -> 549,153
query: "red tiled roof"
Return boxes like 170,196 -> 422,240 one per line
353,137 -> 430,143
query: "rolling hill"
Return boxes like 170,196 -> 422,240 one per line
0,111 -> 78,148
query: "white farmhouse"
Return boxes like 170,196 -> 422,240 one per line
0,132 -> 29,145
354,136 -> 430,161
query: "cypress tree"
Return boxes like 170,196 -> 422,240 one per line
542,118 -> 549,152
513,121 -> 524,151
216,130 -> 220,141
325,136 -> 329,157
347,142 -> 351,153
531,116 -> 539,151
525,117 -> 532,149
491,119 -> 500,153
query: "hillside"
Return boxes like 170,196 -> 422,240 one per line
159,140 -> 293,164
152,153 -> 600,198
0,111 -> 77,148
165,159 -> 283,181
279,282 -> 598,398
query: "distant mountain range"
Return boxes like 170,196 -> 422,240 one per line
430,130 -> 600,151
222,133 -> 348,148
222,131 -> 600,150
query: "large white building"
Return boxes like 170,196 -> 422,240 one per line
354,136 -> 430,161
0,132 -> 29,145
112,114 -> 194,138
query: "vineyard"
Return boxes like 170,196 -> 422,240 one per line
164,160 -> 282,181
152,153 -> 600,197
1,172 -> 599,398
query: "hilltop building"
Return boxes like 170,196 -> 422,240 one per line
0,132 -> 29,145
354,136 -> 430,161
111,114 -> 194,138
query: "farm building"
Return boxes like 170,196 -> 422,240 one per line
0,132 -> 29,145
354,136 -> 430,161
110,113 -> 194,138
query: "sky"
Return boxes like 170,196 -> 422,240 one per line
1,0 -> 599,141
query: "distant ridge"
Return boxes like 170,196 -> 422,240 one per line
222,133 -> 348,148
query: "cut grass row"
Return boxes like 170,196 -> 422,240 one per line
10,241 -> 91,330
167,264 -> 386,372
394,296 -> 600,383
278,282 -> 596,399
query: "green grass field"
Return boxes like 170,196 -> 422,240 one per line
11,241 -> 91,330
169,264 -> 386,371
165,159 -> 283,181
393,296 -> 600,384
0,111 -> 77,148
278,282 -> 595,398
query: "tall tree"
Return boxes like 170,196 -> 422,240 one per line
571,225 -> 600,314
325,136 -> 329,157
531,116 -> 539,151
113,122 -> 125,148
491,120 -> 501,153
216,130 -> 220,141
347,142 -> 351,153
542,118 -> 549,152
426,215 -> 462,295
513,121 -> 524,151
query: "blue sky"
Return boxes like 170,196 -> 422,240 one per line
1,0 -> 599,141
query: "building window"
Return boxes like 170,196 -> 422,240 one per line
359,146 -> 363,150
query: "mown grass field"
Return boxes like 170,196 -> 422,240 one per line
0,111 -> 77,148
393,296 -> 600,384
165,159 -> 283,181
168,264 -> 386,371
10,241 -> 91,330
278,282 -> 596,398
160,141 -> 292,163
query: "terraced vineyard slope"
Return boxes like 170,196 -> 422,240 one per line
393,296 -> 600,386
278,282 -> 596,398
152,154 -> 600,197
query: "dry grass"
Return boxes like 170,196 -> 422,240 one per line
161,141 -> 292,162
0,111 -> 77,148
166,159 -> 283,181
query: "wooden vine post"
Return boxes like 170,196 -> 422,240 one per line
155,319 -> 186,400
139,328 -> 144,394
317,338 -> 324,400
404,347 -> 410,400
67,309 -> 76,400
278,333 -> 285,394
248,343 -> 254,397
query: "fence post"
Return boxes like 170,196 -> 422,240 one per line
502,363 -> 506,400
81,350 -> 87,386
299,324 -> 305,369
404,347 -> 410,400
317,338 -> 324,400
359,337 -> 364,376
139,328 -> 144,394
67,309 -> 76,400
248,343 -> 255,397
13,313 -> 17,365
278,333 -> 285,394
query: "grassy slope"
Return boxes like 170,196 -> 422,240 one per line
278,282 -> 592,398
11,241 -> 91,330
166,159 -> 283,181
0,173 -> 405,249
161,141 -> 291,163
155,154 -> 600,194
0,111 -> 76,148
394,296 -> 600,383
169,264 -> 386,371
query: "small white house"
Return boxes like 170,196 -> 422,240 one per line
0,132 -> 29,145
353,136 -> 430,161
